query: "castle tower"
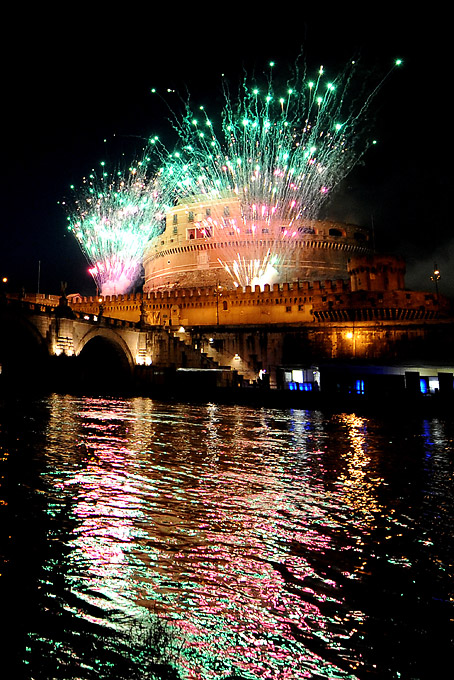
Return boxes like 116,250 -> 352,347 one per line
348,254 -> 406,292
143,193 -> 373,291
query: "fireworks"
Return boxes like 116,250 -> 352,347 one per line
65,58 -> 401,292
63,155 -> 174,296
152,58 -> 401,287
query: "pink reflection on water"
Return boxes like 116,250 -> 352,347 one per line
48,398 -> 147,622
133,462 -> 348,677
43,397 -> 365,678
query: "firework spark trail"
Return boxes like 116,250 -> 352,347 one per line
63,152 -> 179,296
153,59 -> 401,287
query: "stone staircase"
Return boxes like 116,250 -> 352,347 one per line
171,329 -> 257,384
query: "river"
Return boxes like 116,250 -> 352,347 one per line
0,394 -> 452,679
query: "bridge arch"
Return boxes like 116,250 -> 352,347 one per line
74,327 -> 135,391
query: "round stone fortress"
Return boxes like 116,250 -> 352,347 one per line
143,193 -> 372,291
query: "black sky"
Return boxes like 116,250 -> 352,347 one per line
1,11 -> 452,297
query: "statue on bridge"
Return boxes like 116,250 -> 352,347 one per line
56,282 -> 75,319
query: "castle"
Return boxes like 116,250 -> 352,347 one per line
65,202 -> 454,401
142,193 -> 372,291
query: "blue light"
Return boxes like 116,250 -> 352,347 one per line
420,379 -> 428,394
355,379 -> 365,395
288,381 -> 314,391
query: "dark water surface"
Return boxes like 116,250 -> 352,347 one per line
0,394 -> 452,679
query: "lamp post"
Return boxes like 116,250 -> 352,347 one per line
215,282 -> 222,325
430,264 -> 441,300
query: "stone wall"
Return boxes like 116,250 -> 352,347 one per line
68,280 -> 451,328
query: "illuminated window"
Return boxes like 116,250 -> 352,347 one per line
429,377 -> 439,393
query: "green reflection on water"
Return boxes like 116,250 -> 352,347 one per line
2,395 -> 452,679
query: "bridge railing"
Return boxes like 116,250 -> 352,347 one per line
1,295 -> 57,315
72,309 -> 141,329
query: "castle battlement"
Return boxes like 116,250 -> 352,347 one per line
67,269 -> 451,328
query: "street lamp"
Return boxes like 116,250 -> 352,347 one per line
215,282 -> 223,325
430,264 -> 441,300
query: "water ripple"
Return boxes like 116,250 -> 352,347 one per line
1,394 -> 453,679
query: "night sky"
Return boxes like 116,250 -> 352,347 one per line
1,12 -> 452,298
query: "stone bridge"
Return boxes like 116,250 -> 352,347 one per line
3,292 -> 454,398
0,295 -> 239,393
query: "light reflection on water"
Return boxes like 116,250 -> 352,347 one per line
1,394 -> 453,679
